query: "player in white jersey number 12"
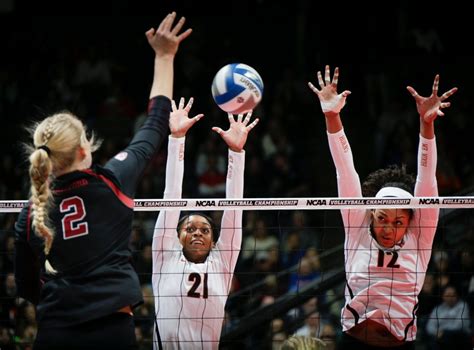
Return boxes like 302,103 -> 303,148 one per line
309,65 -> 457,349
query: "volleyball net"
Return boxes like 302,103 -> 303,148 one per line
2,196 -> 474,213
1,196 -> 473,348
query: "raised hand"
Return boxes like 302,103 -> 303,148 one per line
145,12 -> 193,58
212,111 -> 259,152
308,65 -> 351,115
407,75 -> 458,123
169,97 -> 204,138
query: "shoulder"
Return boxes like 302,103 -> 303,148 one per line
90,164 -> 121,186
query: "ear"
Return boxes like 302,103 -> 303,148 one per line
211,241 -> 216,249
178,230 -> 186,246
77,146 -> 87,160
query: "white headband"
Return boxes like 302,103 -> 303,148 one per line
375,186 -> 413,198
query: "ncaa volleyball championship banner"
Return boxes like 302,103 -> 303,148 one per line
1,196 -> 474,213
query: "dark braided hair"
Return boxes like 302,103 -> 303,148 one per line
362,164 -> 415,197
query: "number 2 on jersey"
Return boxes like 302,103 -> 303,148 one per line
187,272 -> 208,299
60,196 -> 89,239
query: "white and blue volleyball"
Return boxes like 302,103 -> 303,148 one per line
211,63 -> 264,114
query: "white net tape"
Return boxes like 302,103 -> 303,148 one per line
1,196 -> 474,212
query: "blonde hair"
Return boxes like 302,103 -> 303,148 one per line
281,335 -> 327,350
26,111 -> 101,273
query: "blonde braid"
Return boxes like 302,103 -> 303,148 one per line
41,118 -> 55,145
29,147 -> 56,273
29,117 -> 59,273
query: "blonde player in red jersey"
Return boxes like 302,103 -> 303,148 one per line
152,97 -> 258,349
308,66 -> 457,349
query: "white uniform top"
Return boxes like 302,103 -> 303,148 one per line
327,129 -> 439,342
152,136 -> 244,350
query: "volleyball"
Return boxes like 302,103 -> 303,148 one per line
211,63 -> 264,114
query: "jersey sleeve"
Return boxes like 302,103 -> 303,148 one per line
104,96 -> 171,198
217,149 -> 244,272
412,135 -> 439,246
327,129 -> 362,197
152,136 -> 184,270
14,205 -> 42,305
327,129 -> 366,230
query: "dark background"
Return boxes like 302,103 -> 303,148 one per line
1,3 -> 473,199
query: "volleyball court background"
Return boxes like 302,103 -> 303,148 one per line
1,8 -> 474,350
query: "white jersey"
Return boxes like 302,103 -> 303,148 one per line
327,129 -> 439,342
152,136 -> 244,350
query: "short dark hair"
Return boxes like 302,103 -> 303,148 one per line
362,164 -> 415,197
177,212 -> 219,243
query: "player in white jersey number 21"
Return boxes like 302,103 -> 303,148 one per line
152,96 -> 258,349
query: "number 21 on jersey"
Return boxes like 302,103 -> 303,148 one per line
187,272 -> 208,299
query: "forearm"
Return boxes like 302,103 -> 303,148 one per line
420,118 -> 435,139
415,135 -> 437,196
219,149 -> 244,250
149,55 -> 174,100
325,112 -> 343,134
152,136 -> 184,247
164,136 -> 185,198
327,129 -> 362,197
226,149 -> 245,198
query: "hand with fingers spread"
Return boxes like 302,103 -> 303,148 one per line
145,11 -> 192,58
146,12 -> 192,99
308,65 -> 352,115
407,75 -> 458,123
170,97 -> 204,138
212,111 -> 259,153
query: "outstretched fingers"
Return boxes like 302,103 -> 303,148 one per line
162,12 -> 176,32
432,74 -> 440,96
324,65 -> 331,85
177,28 -> 193,42
406,86 -> 420,99
178,97 -> 185,110
341,90 -> 352,98
317,71 -> 324,88
227,113 -> 236,125
184,97 -> 194,112
191,113 -> 204,125
332,67 -> 339,86
171,16 -> 186,35
308,82 -> 320,95
440,87 -> 458,101
247,117 -> 259,131
211,126 -> 224,136
157,13 -> 171,32
243,111 -> 253,125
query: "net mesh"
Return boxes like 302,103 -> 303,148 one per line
1,199 -> 473,348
